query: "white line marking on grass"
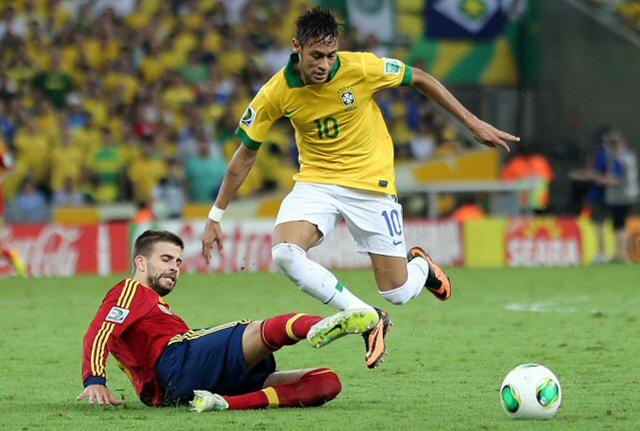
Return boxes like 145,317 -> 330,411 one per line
505,296 -> 590,313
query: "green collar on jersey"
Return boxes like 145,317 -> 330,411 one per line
284,53 -> 341,88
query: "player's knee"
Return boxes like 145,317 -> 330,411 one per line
380,285 -> 412,305
314,368 -> 342,403
271,243 -> 306,274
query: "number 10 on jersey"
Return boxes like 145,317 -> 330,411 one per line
314,117 -> 339,139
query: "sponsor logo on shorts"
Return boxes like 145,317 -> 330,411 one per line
106,306 -> 130,324
393,240 -> 404,246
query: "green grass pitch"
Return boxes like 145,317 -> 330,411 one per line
1,265 -> 639,430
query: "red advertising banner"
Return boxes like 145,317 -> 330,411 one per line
311,219 -> 464,268
0,222 -> 129,277
506,218 -> 583,267
132,220 -> 275,274
133,219 -> 464,273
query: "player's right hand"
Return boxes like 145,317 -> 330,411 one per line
77,384 -> 123,406
202,218 -> 224,265
467,118 -> 519,152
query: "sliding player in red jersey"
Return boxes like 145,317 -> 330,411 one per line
78,229 -> 379,411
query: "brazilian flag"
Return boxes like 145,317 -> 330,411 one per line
407,0 -> 537,86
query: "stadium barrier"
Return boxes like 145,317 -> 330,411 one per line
1,217 -> 637,277
131,218 -> 465,273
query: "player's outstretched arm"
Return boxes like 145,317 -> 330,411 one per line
77,384 -> 123,406
202,144 -> 258,264
409,67 -> 519,152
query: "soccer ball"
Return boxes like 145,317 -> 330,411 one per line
500,363 -> 562,419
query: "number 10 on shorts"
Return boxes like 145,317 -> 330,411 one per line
382,209 -> 403,237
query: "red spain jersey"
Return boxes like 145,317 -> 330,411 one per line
82,278 -> 189,406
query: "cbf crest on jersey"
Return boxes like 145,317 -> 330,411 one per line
341,90 -> 355,106
338,87 -> 357,112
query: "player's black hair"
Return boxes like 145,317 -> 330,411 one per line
295,7 -> 340,46
133,229 -> 184,265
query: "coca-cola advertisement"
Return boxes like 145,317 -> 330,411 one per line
0,222 -> 129,277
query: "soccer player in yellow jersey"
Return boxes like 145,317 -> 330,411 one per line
202,7 -> 519,368
0,143 -> 26,277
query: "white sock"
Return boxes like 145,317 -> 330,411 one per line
380,257 -> 429,305
271,243 -> 373,311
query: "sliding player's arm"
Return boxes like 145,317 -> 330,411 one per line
77,280 -> 145,406
77,383 -> 123,406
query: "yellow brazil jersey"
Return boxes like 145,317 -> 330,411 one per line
235,52 -> 412,195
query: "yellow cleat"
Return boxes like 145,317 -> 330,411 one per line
307,308 -> 379,349
9,249 -> 27,277
190,390 -> 229,413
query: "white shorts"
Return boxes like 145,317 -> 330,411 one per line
275,182 -> 407,258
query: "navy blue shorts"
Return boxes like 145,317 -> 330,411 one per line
156,321 -> 276,406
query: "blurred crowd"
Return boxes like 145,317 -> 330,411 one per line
0,0 -> 471,223
586,0 -> 640,32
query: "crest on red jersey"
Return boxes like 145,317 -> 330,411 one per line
106,306 -> 130,324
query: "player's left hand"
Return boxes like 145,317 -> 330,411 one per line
467,118 -> 519,152
77,384 -> 123,406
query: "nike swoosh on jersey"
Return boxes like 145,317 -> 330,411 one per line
393,240 -> 403,246
284,107 -> 300,116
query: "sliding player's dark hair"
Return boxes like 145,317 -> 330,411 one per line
295,7 -> 340,46
133,229 -> 184,267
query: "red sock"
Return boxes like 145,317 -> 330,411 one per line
260,313 -> 323,350
224,368 -> 342,410
0,247 -> 11,260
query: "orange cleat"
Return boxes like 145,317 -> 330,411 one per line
408,247 -> 451,301
362,308 -> 392,369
